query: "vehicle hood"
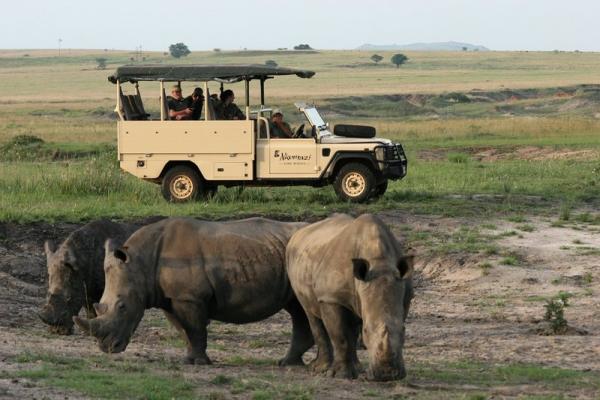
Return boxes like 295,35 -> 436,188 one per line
320,134 -> 392,145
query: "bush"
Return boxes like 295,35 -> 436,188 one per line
95,58 -> 107,70
447,152 -> 469,164
544,292 -> 571,334
169,43 -> 191,58
265,60 -> 278,67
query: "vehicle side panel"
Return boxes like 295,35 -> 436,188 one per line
118,120 -> 253,154
118,120 -> 254,180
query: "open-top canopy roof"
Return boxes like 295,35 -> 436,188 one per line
108,64 -> 315,84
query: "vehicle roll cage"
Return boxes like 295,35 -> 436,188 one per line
109,64 -> 315,122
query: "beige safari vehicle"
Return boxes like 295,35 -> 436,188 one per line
109,64 -> 407,203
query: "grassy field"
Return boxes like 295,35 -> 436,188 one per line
6,351 -> 599,399
0,49 -> 599,222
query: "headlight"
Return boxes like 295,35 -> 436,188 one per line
375,147 -> 385,162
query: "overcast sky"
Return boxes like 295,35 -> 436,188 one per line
2,0 -> 599,51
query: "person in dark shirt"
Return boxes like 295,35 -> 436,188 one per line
167,85 -> 193,120
184,87 -> 204,120
215,89 -> 245,120
270,109 -> 293,138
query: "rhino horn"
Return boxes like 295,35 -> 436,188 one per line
104,239 -> 116,255
73,316 -> 102,336
93,302 -> 108,316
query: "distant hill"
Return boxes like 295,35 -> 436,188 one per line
357,41 -> 490,52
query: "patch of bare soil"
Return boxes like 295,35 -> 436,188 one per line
0,214 -> 599,399
419,146 -> 599,162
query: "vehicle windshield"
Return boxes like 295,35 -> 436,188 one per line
303,107 -> 327,130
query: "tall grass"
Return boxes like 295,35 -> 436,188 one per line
1,148 -> 598,222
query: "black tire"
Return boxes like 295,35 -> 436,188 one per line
161,165 -> 204,203
371,180 -> 388,199
334,163 -> 376,203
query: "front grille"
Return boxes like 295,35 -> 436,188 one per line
384,144 -> 405,161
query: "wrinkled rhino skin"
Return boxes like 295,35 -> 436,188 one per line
74,217 -> 313,366
286,213 -> 414,381
39,220 -> 137,334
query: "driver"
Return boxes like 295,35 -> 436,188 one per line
270,109 -> 294,138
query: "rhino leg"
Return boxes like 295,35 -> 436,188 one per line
320,303 -> 359,379
169,301 -> 212,365
278,298 -> 314,366
305,313 -> 333,374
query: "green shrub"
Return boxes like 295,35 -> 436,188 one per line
544,292 -> 572,334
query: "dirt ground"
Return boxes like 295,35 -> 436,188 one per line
419,146 -> 600,162
0,212 -> 598,399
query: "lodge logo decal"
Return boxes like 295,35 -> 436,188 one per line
273,150 -> 312,161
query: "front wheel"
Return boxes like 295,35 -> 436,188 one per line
161,165 -> 204,203
371,180 -> 388,199
334,163 -> 376,203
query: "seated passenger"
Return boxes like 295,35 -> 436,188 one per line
215,89 -> 245,120
270,109 -> 293,138
167,85 -> 193,120
185,87 -> 204,120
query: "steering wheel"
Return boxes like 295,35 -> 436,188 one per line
292,123 -> 305,138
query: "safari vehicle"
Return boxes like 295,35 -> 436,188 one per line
109,64 -> 407,203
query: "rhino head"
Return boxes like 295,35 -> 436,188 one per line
39,240 -> 88,335
353,254 -> 414,381
74,240 -> 146,353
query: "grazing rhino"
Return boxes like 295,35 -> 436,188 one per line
39,220 -> 137,334
286,213 -> 414,381
74,217 -> 313,366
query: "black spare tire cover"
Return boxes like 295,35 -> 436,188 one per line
333,124 -> 376,138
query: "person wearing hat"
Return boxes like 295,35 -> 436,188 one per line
185,87 -> 204,120
270,108 -> 293,138
167,85 -> 193,120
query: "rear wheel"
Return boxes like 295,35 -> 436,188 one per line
161,165 -> 204,203
334,163 -> 376,203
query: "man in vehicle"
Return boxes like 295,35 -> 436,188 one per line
215,89 -> 245,120
270,109 -> 293,138
167,85 -> 193,120
185,87 -> 204,120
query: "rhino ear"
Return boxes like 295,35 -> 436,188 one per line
44,240 -> 56,258
114,247 -> 129,264
397,254 -> 414,278
352,258 -> 370,281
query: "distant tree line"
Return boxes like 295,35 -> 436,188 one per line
294,44 -> 313,50
370,53 -> 408,68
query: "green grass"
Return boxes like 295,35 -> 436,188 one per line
500,256 -> 519,266
1,142 -> 598,222
410,361 -> 600,390
11,352 -> 194,400
517,224 -> 536,232
9,351 -> 600,399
